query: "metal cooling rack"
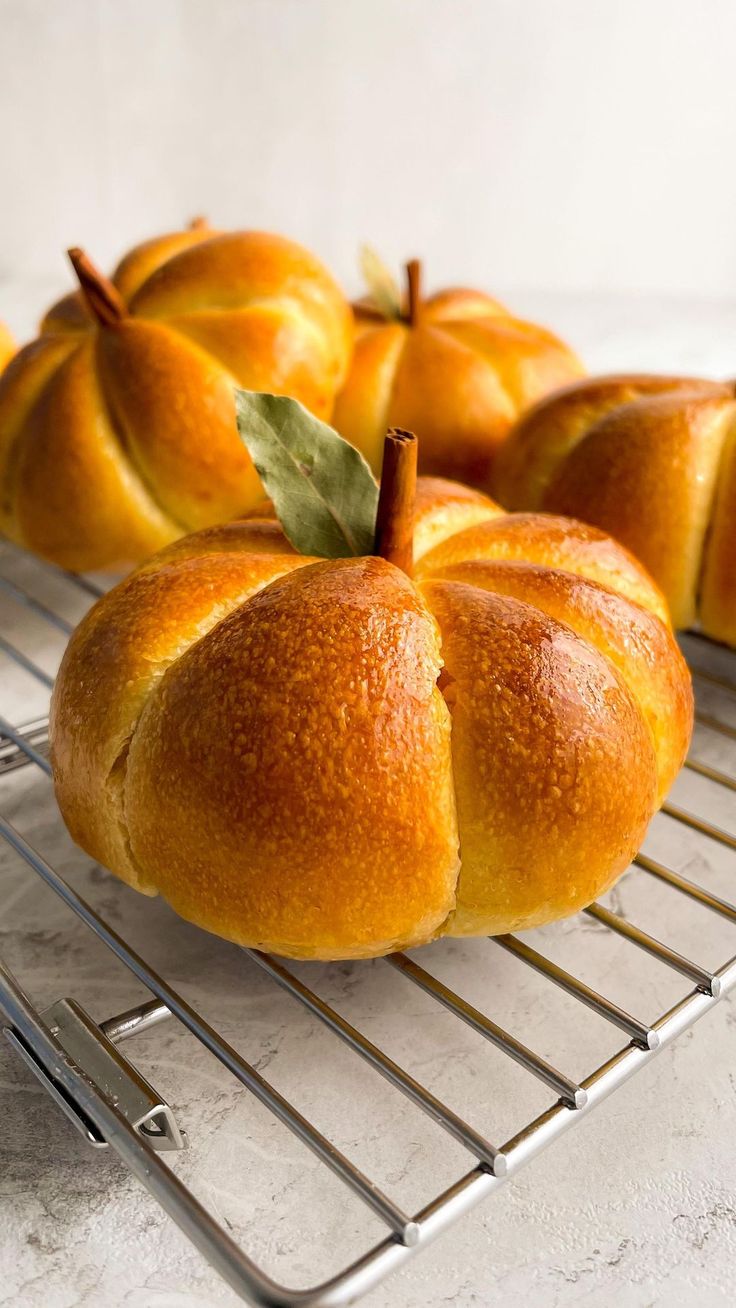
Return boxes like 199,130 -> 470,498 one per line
0,539 -> 735,1308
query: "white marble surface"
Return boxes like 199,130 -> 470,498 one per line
1,295 -> 735,1308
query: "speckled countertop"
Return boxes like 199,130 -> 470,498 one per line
1,290 -> 735,1308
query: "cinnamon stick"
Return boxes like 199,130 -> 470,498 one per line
374,428 -> 418,575
67,248 -> 127,327
188,215 -> 209,230
405,259 -> 422,328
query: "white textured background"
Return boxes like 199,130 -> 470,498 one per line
2,0 -> 736,333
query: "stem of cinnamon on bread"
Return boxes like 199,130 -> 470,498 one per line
374,428 -> 418,574
67,247 -> 127,326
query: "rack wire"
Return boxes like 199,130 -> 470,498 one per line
0,537 -> 734,1307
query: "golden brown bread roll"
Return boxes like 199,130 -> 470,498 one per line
494,374 -> 736,644
332,260 -> 583,491
50,479 -> 692,960
0,226 -> 352,572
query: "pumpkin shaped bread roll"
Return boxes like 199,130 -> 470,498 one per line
0,225 -> 352,572
51,477 -> 692,960
332,260 -> 583,491
495,374 -> 736,645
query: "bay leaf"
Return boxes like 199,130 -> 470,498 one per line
359,244 -> 402,320
235,390 -> 379,558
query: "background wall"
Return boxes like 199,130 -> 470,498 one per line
2,0 -> 736,337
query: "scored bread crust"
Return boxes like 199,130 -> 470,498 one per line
50,479 -> 693,960
494,375 -> 736,641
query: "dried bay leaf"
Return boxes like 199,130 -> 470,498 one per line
359,245 -> 402,320
236,391 -> 379,558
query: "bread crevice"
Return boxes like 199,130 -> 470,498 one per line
432,658 -> 463,941
105,733 -> 157,894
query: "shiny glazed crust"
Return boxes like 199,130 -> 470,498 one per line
50,479 -> 693,960
494,375 -> 736,641
331,288 -> 583,491
0,227 -> 353,570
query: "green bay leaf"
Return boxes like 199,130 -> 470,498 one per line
235,390 -> 379,559
359,244 -> 402,320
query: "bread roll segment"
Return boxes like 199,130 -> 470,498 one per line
96,318 -> 263,530
0,335 -> 78,540
416,512 -> 670,623
412,476 -> 504,559
51,549 -> 314,892
111,221 -> 217,303
124,558 -> 460,960
421,581 -> 658,937
381,325 -> 517,486
423,560 -> 691,801
14,340 -> 178,570
50,479 -> 693,959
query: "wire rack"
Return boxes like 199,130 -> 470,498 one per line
1,538 -> 735,1308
